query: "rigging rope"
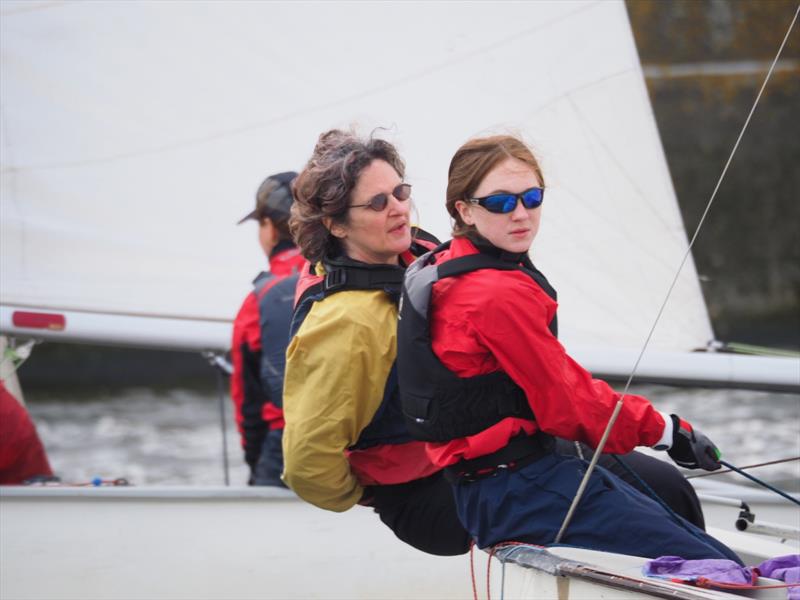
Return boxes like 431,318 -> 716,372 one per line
693,578 -> 800,591
469,542 -> 478,600
718,459 -> 800,506
554,3 -> 800,544
204,352 -> 232,487
216,366 -> 231,487
687,456 -> 800,479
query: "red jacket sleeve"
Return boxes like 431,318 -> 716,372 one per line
467,271 -> 665,454
0,381 -> 53,484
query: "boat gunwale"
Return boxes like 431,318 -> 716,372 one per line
0,485 -> 297,500
492,544 -> 781,599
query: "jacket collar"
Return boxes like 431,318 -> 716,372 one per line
464,232 -> 530,266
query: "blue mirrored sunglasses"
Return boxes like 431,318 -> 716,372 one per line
468,186 -> 544,214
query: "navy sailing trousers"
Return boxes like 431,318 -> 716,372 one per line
453,453 -> 742,564
253,429 -> 286,487
370,471 -> 472,556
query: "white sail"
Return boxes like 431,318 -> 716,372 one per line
2,6 -> 799,599
1,1 -> 796,387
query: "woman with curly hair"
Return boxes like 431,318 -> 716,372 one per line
282,129 -> 470,556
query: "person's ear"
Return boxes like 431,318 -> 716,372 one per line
260,218 -> 278,245
455,200 -> 475,226
324,217 -> 347,239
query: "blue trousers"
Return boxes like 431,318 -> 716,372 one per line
453,454 -> 742,564
252,429 -> 287,487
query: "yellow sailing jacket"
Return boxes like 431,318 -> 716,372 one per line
282,280 -> 400,511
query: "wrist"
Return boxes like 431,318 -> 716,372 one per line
652,411 -> 674,451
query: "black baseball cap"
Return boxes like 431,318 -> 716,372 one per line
237,171 -> 297,225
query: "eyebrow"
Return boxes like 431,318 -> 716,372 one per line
479,187 -> 525,196
368,182 -> 404,197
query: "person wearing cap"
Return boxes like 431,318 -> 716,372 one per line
230,171 -> 306,486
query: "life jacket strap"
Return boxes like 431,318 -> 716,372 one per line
443,433 -> 554,484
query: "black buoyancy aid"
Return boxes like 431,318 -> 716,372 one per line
254,272 -> 300,410
290,228 -> 440,338
397,239 -> 558,442
289,229 -> 440,450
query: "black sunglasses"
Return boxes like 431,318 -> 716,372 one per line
349,183 -> 412,211
468,186 -> 544,214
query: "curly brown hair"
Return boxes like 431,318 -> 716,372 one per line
290,129 -> 406,263
446,135 -> 544,237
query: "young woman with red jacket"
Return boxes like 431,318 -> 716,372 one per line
397,134 -> 741,562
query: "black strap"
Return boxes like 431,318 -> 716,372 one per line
427,240 -> 553,300
431,242 -> 558,334
295,263 -> 405,309
322,265 -> 404,292
437,253 -> 526,280
295,226 -> 440,307
410,226 -> 441,247
443,433 -> 554,484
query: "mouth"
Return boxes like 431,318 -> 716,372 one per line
388,222 -> 409,235
509,228 -> 530,236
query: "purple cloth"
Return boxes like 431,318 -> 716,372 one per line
644,555 -> 754,584
758,555 -> 800,600
645,554 -> 800,600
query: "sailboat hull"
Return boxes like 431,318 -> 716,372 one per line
0,487 -> 479,600
2,485 -> 797,600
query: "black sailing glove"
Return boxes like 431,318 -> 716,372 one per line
667,414 -> 722,471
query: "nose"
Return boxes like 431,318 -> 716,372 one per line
510,197 -> 529,220
388,193 -> 410,216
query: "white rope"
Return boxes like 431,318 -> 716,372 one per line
554,3 -> 800,544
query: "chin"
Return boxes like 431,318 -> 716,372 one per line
390,235 -> 412,255
499,238 -> 532,254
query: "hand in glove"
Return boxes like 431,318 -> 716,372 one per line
666,415 -> 722,471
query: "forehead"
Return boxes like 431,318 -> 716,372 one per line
353,159 -> 401,197
476,157 -> 540,194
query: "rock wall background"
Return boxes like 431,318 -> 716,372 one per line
626,0 -> 799,347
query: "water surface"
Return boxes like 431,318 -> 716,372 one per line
24,384 -> 800,491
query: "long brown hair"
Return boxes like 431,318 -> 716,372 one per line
446,135 -> 544,237
290,129 -> 405,263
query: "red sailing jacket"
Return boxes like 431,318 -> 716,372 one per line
0,380 -> 53,484
425,237 -> 666,468
230,243 -> 306,469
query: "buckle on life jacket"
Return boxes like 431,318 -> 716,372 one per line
324,269 -> 347,291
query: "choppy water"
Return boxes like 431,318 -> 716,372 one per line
24,384 -> 800,491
